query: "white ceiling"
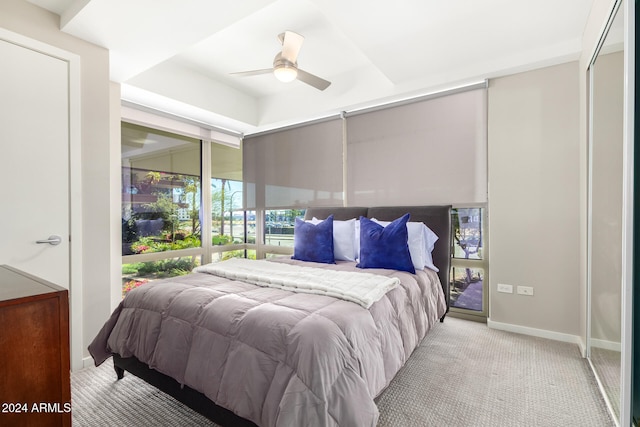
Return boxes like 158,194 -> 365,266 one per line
28,0 -> 595,135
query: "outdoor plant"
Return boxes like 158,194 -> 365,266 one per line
212,235 -> 233,245
122,278 -> 149,297
137,193 -> 180,232
222,250 -> 257,261
135,258 -> 196,277
170,235 -> 201,250
130,235 -> 201,253
130,237 -> 156,254
122,263 -> 144,274
122,218 -> 139,243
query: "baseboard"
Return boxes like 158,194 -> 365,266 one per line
487,318 -> 581,346
82,356 -> 95,369
577,336 -> 587,357
590,338 -> 621,352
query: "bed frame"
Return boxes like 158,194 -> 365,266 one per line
113,205 -> 451,426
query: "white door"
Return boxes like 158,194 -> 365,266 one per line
0,38 -> 70,288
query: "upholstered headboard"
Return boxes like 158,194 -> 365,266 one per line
304,205 -> 452,314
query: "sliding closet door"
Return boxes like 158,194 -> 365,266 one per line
587,0 -> 635,424
631,1 -> 639,424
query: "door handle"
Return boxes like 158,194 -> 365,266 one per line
36,235 -> 62,246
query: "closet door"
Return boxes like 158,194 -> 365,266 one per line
0,38 -> 70,289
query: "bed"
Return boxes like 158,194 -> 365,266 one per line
89,205 -> 451,427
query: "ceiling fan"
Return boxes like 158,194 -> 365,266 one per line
231,31 -> 331,91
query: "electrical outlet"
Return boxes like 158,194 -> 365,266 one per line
497,283 -> 513,293
517,286 -> 534,296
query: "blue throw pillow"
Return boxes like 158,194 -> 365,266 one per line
292,215 -> 335,264
357,213 -> 415,274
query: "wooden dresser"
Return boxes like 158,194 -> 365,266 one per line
0,265 -> 71,427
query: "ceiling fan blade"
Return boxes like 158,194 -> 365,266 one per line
296,68 -> 331,91
280,31 -> 304,63
230,68 -> 273,77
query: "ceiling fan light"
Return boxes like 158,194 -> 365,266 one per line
274,65 -> 297,83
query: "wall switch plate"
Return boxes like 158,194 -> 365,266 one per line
497,283 -> 513,293
517,286 -> 534,296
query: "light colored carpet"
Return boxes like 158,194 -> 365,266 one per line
71,317 -> 614,426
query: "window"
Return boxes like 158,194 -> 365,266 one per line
450,267 -> 485,311
449,207 -> 487,316
121,123 -> 201,256
452,208 -> 483,260
121,85 -> 489,307
211,178 -> 244,244
241,83 -> 488,275
209,140 -> 244,264
121,120 -> 244,296
264,209 -> 305,247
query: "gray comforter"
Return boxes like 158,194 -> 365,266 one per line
89,258 -> 446,427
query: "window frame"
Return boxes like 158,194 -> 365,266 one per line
449,203 -> 489,320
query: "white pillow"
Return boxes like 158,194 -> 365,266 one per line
355,219 -> 361,258
372,219 -> 439,272
422,225 -> 439,271
309,217 -> 357,261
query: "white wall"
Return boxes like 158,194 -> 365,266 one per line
0,0 -> 114,367
489,0 -> 616,350
488,61 -> 581,336
110,82 -> 124,311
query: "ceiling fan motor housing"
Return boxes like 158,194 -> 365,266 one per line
273,52 -> 297,70
273,52 -> 298,82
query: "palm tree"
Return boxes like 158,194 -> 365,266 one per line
212,179 -> 228,236
182,176 -> 200,236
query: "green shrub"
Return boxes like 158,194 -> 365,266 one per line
129,234 -> 201,254
212,235 -> 232,245
134,258 -> 196,277
122,262 -> 144,274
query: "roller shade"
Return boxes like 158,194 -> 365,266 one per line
121,121 -> 200,176
211,141 -> 242,181
345,87 -> 487,205
243,118 -> 343,209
